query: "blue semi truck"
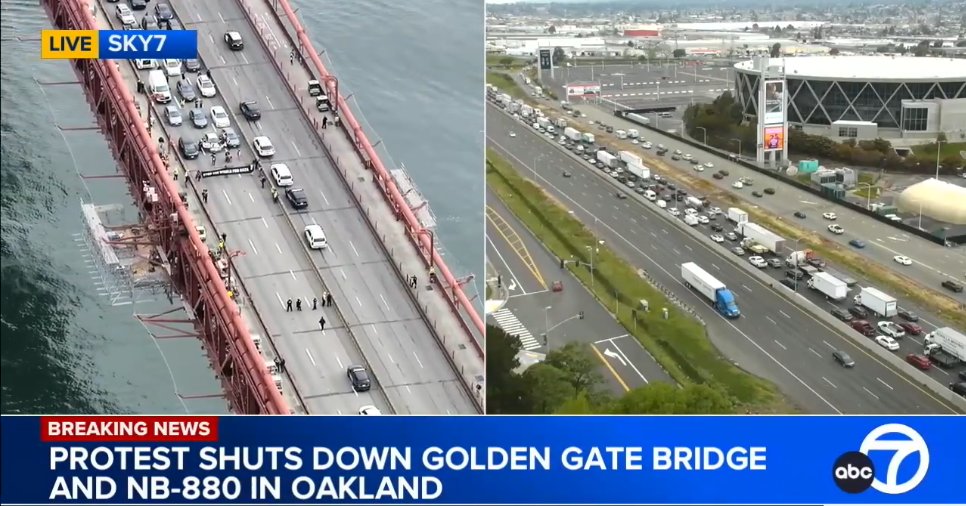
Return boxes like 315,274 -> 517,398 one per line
681,262 -> 741,318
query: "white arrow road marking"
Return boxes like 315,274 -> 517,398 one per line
507,280 -> 517,291
603,348 -> 626,366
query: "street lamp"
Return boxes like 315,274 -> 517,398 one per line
544,306 -> 552,350
585,240 -> 605,293
854,182 -> 876,210
731,137 -> 742,158
935,139 -> 946,180
695,126 -> 708,145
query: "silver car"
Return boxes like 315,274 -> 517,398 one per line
220,127 -> 240,149
164,105 -> 182,126
189,108 -> 208,128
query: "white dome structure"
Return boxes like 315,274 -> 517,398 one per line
896,178 -> 966,225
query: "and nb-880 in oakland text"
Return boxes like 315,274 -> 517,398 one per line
50,476 -> 283,501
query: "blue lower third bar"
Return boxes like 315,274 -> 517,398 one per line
100,30 -> 197,60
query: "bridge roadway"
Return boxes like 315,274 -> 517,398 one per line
488,103 -> 959,414
96,0 -> 477,414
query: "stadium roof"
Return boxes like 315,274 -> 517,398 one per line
734,56 -> 966,81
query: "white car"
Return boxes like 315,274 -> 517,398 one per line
877,321 -> 905,339
697,215 -> 710,225
710,234 -> 724,243
163,59 -> 182,77
708,207 -> 722,215
893,255 -> 912,266
196,75 -> 217,97
271,163 -> 294,187
748,256 -> 768,268
642,142 -> 653,149
163,105 -> 182,126
508,131 -> 516,137
875,335 -> 900,351
134,58 -> 157,70
115,4 -> 136,26
704,162 -> 714,169
210,106 -> 230,128
827,224 -> 845,234
252,136 -> 276,157
200,132 -> 223,152
732,181 -> 743,189
823,212 -> 838,220
684,208 -> 697,216
631,138 -> 639,144
359,405 -> 381,415
668,208 -> 681,216
693,164 -> 704,172
303,224 -> 327,249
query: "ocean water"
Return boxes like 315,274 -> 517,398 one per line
0,0 -> 484,414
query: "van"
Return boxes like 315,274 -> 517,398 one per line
684,214 -> 699,226
658,112 -> 673,118
644,190 -> 657,201
135,59 -> 157,70
147,70 -> 171,103
656,199 -> 667,209
616,130 -> 627,139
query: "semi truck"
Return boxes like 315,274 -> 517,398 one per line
786,249 -> 823,268
807,272 -> 849,301
924,327 -> 966,365
626,113 -> 650,125
564,127 -> 582,142
626,163 -> 650,179
619,150 -> 643,167
727,207 -> 748,224
581,132 -> 595,144
618,151 -> 649,179
507,102 -> 521,114
520,105 -> 533,117
821,267 -> 857,287
681,262 -> 741,318
736,222 -> 786,254
853,287 -> 898,317
597,151 -> 619,168
537,117 -> 552,129
555,117 -> 568,128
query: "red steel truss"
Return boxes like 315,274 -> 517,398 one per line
257,0 -> 486,355
42,0 -> 288,415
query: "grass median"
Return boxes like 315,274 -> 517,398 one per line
486,72 -> 529,101
486,149 -> 790,412
581,118 -> 966,332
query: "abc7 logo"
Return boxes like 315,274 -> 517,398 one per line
833,424 -> 929,495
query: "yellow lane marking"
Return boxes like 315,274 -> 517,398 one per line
486,205 -> 547,290
591,344 -> 630,392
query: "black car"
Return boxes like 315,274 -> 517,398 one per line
667,183 -> 676,191
239,101 -> 261,120
779,278 -> 797,290
176,80 -> 196,101
285,188 -> 308,209
831,308 -> 853,322
129,0 -> 146,10
951,382 -> 966,398
848,305 -> 869,319
941,280 -> 964,293
958,370 -> 966,382
710,223 -> 724,232
140,14 -> 159,30
752,191 -> 764,198
719,170 -> 729,176
832,350 -> 855,368
224,31 -> 244,50
785,269 -> 805,280
764,188 -> 776,195
347,365 -> 371,392
712,173 -> 724,179
178,137 -> 199,159
154,3 -> 173,20
794,211 -> 807,219
183,59 -> 201,72
897,309 -> 919,322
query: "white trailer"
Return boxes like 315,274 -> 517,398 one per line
497,93 -> 511,105
686,196 -> 703,209
597,151 -> 619,168
924,327 -> 966,362
627,113 -> 650,125
564,127 -> 582,142
807,272 -> 848,300
626,163 -> 650,180
507,102 -> 521,114
537,117 -> 551,129
727,208 -> 749,224
520,105 -> 533,117
737,222 -> 786,253
619,150 -> 642,167
555,117 -> 568,128
581,132 -> 595,144
852,287 -> 898,317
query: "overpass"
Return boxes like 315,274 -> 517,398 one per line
43,0 -> 484,414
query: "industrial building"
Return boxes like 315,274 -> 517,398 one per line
734,56 -> 966,141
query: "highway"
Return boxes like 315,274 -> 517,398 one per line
97,0 -> 476,414
575,105 -> 966,302
488,103 -> 961,414
485,191 -> 671,392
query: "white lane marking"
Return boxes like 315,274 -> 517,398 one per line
413,351 -> 424,369
208,33 -> 215,44
248,239 -> 259,255
356,296 -> 363,307
863,386 -> 880,400
671,248 -> 680,255
305,349 -> 316,366
876,377 -> 894,391
684,244 -> 692,251
275,292 -> 284,307
291,141 -> 301,156
320,190 -> 330,205
822,377 -> 837,388
649,232 -> 656,238
349,241 -> 359,257
222,189 -> 232,205
218,12 -> 225,23
289,270 -> 296,280
386,353 -> 395,364
275,243 -> 283,254
248,192 -> 255,202
822,340 -> 836,350
742,284 -> 752,292
266,96 -> 274,108
240,53 -> 249,65
232,76 -> 238,87
774,340 -> 786,350
766,316 -> 777,325
334,354 -> 344,369
262,217 -> 269,228
612,341 -> 648,384
340,268 -> 347,280
779,310 -> 791,319
808,347 -> 821,357
711,263 -> 719,270
380,294 -> 390,311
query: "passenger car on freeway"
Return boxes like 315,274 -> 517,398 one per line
346,365 -> 371,392
196,75 -> 217,97
176,80 -> 195,101
832,350 -> 855,368
219,128 -> 240,149
764,188 -> 776,195
252,136 -> 276,157
731,246 -> 745,256
893,255 -> 912,265
851,320 -> 875,337
225,31 -> 244,50
905,354 -> 931,371
135,58 -> 157,70
748,256 -> 767,268
941,279 -> 964,293
178,137 -> 199,159
163,105 -> 182,126
140,14 -> 160,30
897,309 -> 919,322
710,234 -> 724,243
731,181 -> 743,189
358,406 -> 381,415
848,306 -> 869,319
827,224 -> 845,235
163,59 -> 181,77
875,335 -> 900,351
154,2 -> 173,20
877,321 -> 905,339
188,108 -> 208,128
898,322 -> 923,335
129,0 -> 146,10
779,278 -> 797,290
285,188 -> 308,209
115,4 -> 136,26
822,212 -> 838,220
271,164 -> 294,187
794,211 -> 807,219
239,101 -> 261,121
303,224 -> 327,249
766,258 -> 782,268
831,308 -> 853,322
200,132 -> 223,152
752,191 -> 763,198
183,59 -> 202,73
210,106 -> 230,128
849,239 -> 866,248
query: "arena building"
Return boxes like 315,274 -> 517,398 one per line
733,56 -> 966,141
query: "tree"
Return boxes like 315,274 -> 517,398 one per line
937,132 -> 948,143
521,364 -> 573,413
672,48 -> 686,58
552,46 -> 567,65
547,25 -> 556,35
544,343 -> 601,394
484,325 -> 528,414
829,47 -> 840,55
751,23 -> 759,31
498,57 -> 515,68
608,383 -> 735,414
770,43 -> 781,58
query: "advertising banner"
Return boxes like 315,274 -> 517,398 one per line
763,79 -> 785,125
2,415 -> 964,505
763,125 -> 785,151
539,48 -> 552,70
566,83 -> 601,97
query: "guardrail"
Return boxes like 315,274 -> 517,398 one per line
614,111 -> 956,246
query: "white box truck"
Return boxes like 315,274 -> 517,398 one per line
852,287 -> 898,317
727,208 -> 749,224
148,69 -> 171,103
555,117 -> 568,128
626,162 -> 650,180
581,132 -> 595,144
807,272 -> 849,301
537,117 -> 551,129
520,105 -> 533,117
616,129 -> 628,139
924,327 -> 966,363
627,129 -> 639,139
564,127 -> 582,142
597,151 -> 619,168
737,222 -> 786,253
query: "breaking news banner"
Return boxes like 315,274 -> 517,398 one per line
40,30 -> 197,60
0,415 -> 962,505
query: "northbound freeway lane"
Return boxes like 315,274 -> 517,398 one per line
488,103 -> 960,414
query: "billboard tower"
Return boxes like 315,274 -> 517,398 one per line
755,57 -> 788,167
539,48 -> 554,82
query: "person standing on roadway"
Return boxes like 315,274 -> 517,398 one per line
318,316 -> 326,331
296,299 -> 302,311
322,116 -> 327,129
260,174 -> 267,188
272,188 -> 279,203
286,298 -> 293,312
201,188 -> 208,204
325,292 -> 333,307
312,297 -> 318,310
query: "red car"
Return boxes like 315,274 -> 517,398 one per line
850,320 -> 875,337
898,322 -> 923,335
906,354 -> 932,371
